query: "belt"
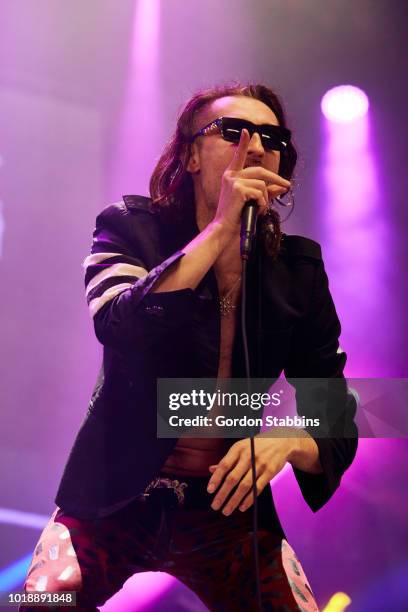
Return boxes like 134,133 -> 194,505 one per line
140,473 -> 215,510
142,476 -> 188,508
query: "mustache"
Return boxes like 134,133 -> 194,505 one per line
244,161 -> 264,168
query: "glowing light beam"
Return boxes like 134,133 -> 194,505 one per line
318,89 -> 393,375
0,554 -> 32,591
109,0 -> 162,197
321,85 -> 369,123
0,507 -> 48,529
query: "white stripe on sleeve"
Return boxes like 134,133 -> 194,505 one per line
85,263 -> 148,297
83,252 -> 124,268
88,283 -> 134,317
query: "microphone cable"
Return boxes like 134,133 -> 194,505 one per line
241,254 -> 263,612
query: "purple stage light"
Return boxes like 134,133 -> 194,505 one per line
0,507 -> 48,529
321,85 -> 369,123
318,80 -> 396,378
109,0 -> 162,198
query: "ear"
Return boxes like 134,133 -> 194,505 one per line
186,142 -> 200,173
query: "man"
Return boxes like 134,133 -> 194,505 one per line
22,84 -> 358,611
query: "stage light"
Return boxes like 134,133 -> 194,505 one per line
110,0 -> 161,196
321,85 -> 369,123
0,554 -> 32,590
319,79 -> 385,377
0,507 -> 48,529
323,591 -> 352,611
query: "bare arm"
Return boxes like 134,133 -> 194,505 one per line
152,128 -> 290,293
151,220 -> 230,292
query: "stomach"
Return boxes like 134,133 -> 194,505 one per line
160,437 -> 232,477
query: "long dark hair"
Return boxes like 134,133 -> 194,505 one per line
149,83 -> 297,258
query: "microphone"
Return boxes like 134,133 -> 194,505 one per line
240,200 -> 258,260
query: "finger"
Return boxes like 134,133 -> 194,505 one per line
207,447 -> 241,493
266,184 -> 290,201
243,187 -> 268,214
228,128 -> 251,172
210,461 -> 250,511
236,178 -> 269,192
207,461 -> 237,494
233,178 -> 269,211
240,166 -> 291,189
238,475 -> 270,513
220,456 -> 271,515
219,473 -> 254,515
230,182 -> 268,213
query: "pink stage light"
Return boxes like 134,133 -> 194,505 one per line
321,85 -> 369,123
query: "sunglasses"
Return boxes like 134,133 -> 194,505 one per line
190,116 -> 291,152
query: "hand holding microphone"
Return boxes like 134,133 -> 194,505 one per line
213,128 -> 291,255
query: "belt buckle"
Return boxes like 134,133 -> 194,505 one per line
143,477 -> 188,508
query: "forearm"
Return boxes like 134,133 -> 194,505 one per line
288,430 -> 323,475
152,220 -> 231,293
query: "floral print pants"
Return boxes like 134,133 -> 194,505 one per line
21,474 -> 319,611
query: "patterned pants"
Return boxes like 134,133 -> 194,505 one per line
21,474 -> 319,611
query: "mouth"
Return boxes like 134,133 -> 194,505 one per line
244,162 -> 263,169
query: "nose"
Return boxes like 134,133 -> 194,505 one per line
247,131 -> 265,156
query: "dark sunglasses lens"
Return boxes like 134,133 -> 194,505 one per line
259,127 -> 291,151
221,119 -> 290,151
221,119 -> 245,143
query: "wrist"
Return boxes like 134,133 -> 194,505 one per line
287,435 -> 302,464
287,431 -> 323,474
207,219 -> 237,250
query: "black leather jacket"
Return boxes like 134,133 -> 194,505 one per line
55,195 -> 358,519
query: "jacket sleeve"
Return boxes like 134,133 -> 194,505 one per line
283,256 -> 358,512
85,201 -> 196,349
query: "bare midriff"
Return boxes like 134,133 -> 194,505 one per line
160,289 -> 240,477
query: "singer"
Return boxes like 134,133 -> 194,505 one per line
21,84 -> 358,611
